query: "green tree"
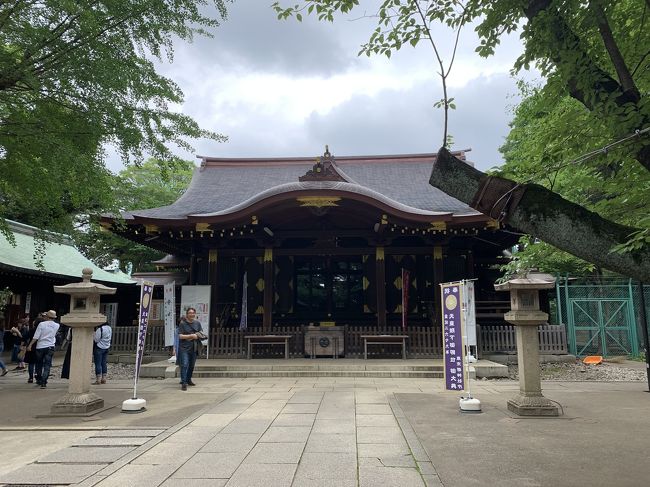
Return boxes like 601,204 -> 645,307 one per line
75,158 -> 195,273
498,81 -> 650,277
0,0 -> 230,236
273,0 -> 650,280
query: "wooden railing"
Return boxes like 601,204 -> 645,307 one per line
345,326 -> 442,358
112,325 -> 167,353
111,323 -> 568,357
478,324 -> 567,355
210,326 -> 305,358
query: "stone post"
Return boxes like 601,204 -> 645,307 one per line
495,272 -> 559,417
51,268 -> 116,415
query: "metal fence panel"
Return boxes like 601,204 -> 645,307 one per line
556,277 -> 646,357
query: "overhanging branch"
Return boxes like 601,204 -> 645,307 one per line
430,147 -> 650,281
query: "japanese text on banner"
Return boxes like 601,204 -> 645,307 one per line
441,283 -> 465,391
134,281 -> 154,383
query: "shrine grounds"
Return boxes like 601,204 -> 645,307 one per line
0,360 -> 648,487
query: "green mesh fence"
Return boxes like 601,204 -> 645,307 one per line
554,277 -> 649,357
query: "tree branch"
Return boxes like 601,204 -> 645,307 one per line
430,147 -> 650,281
589,0 -> 639,101
413,1 -> 447,146
523,0 -> 650,171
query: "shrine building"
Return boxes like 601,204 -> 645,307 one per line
102,149 -> 516,356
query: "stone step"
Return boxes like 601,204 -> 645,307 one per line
192,364 -> 443,372
138,359 -> 502,379
192,370 -> 445,378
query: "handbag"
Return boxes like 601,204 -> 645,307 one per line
195,331 -> 208,341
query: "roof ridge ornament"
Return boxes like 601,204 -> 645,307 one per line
299,146 -> 347,182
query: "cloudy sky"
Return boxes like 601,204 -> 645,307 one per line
109,1 -> 535,173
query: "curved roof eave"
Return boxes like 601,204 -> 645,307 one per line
193,181 -> 451,217
124,181 -> 487,226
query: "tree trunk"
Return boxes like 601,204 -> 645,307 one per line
430,148 -> 650,281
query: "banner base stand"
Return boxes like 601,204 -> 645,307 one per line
121,398 -> 146,413
459,396 -> 482,413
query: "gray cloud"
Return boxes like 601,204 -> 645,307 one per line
110,73 -> 520,174
303,73 -> 519,171
106,3 -> 530,174
167,1 -> 360,77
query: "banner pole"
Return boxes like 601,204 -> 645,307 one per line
123,280 -> 154,413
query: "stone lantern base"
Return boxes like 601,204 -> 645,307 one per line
51,392 -> 104,415
507,394 -> 559,417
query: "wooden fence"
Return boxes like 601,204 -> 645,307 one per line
344,326 -> 442,358
478,324 -> 567,355
111,323 -> 568,357
112,325 -> 167,353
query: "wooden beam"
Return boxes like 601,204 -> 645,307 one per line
376,246 -> 386,330
188,247 -> 198,285
208,249 -> 218,328
432,246 -> 444,327
263,248 -> 273,331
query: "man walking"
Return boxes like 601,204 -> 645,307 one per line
177,307 -> 202,391
27,310 -> 59,389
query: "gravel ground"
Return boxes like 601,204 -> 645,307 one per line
503,361 -> 647,381
38,363 -> 138,381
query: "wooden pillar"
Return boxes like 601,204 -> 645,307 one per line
432,246 -> 444,327
208,249 -> 218,328
376,247 -> 386,330
466,249 -> 475,279
263,248 -> 273,331
189,250 -> 198,285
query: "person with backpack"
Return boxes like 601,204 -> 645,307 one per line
93,322 -> 112,385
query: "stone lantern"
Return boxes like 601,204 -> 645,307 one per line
51,268 -> 116,415
495,272 -> 559,417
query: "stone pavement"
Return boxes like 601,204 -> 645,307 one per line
1,373 -> 649,487
0,375 -> 443,487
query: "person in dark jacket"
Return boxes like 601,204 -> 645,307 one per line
177,307 -> 203,391
23,315 -> 44,383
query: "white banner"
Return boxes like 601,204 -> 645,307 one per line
164,282 -> 176,347
461,280 -> 477,346
181,285 -> 211,357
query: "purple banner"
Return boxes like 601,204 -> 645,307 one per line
441,283 -> 465,391
134,281 -> 154,385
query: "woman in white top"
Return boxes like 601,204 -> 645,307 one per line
93,322 -> 112,384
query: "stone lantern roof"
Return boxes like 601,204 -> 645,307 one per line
494,272 -> 556,291
53,268 -> 117,296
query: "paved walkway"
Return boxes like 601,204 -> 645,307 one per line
0,376 -> 442,487
1,372 -> 649,487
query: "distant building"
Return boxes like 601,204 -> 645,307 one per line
0,220 -> 136,328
